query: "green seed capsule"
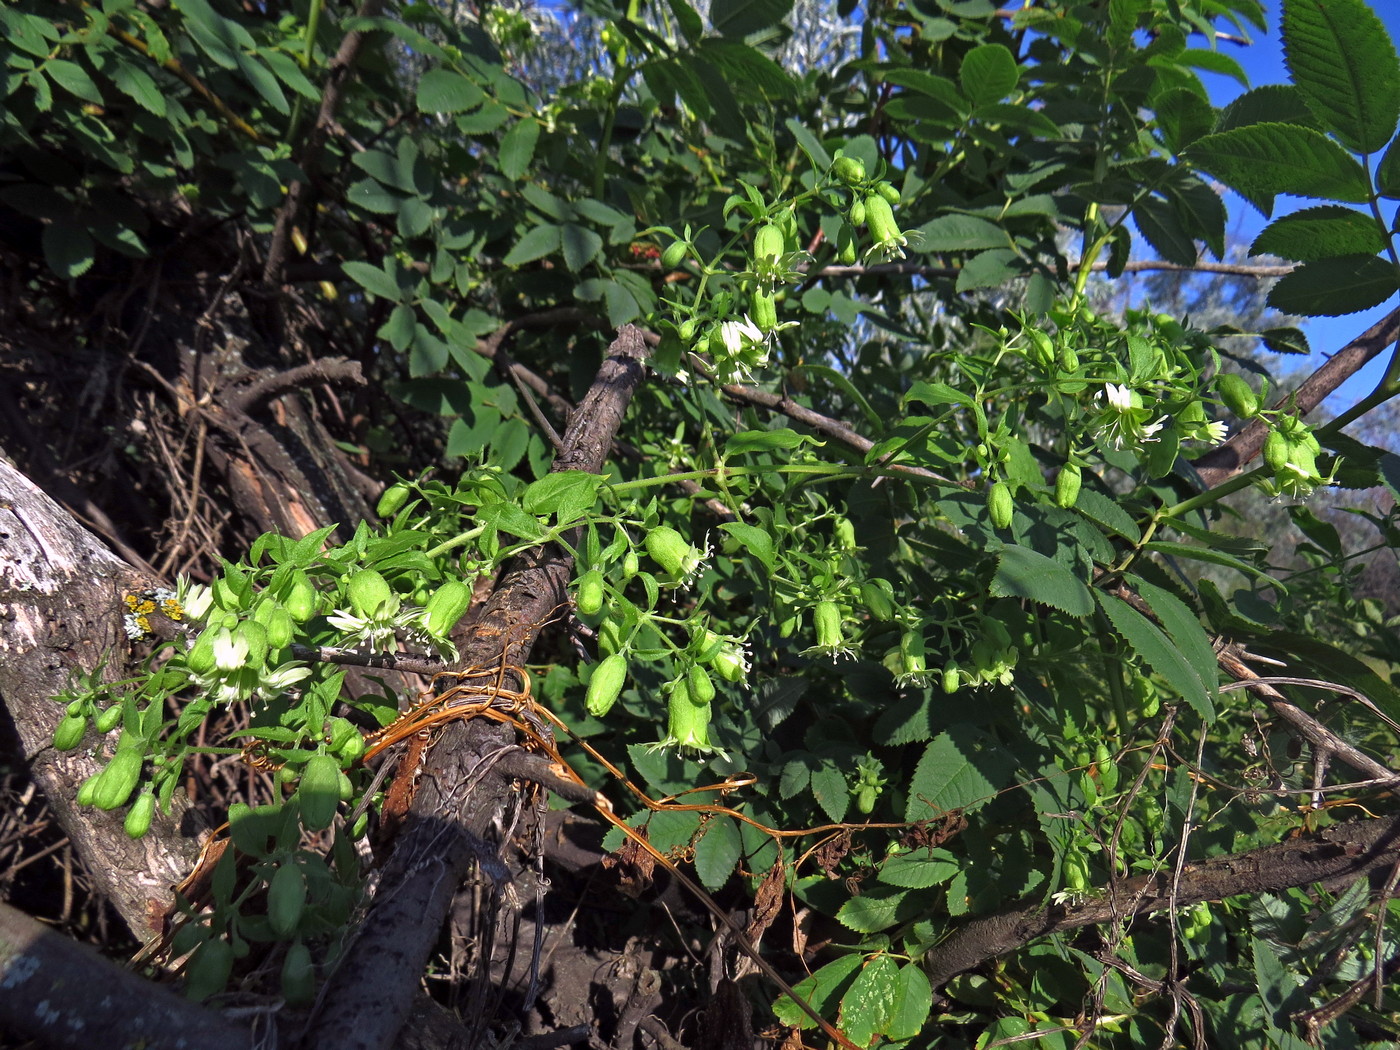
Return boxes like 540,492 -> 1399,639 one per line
688,664 -> 716,705
875,180 -> 901,205
423,580 -> 472,638
661,240 -> 687,270
575,570 -> 605,617
847,197 -> 866,228
752,289 -> 778,331
93,747 -> 143,811
861,579 -> 895,621
94,703 -> 123,734
376,482 -> 411,518
1264,430 -> 1290,473
267,862 -> 307,937
284,571 -> 319,623
813,601 -> 843,649
1215,373 -> 1258,419
832,155 -> 866,186
586,653 -> 627,717
1055,463 -> 1082,509
124,792 -> 156,838
988,481 -> 1014,530
346,569 -> 392,618
644,526 -> 694,578
836,223 -> 858,265
754,223 -> 785,262
54,714 -> 87,751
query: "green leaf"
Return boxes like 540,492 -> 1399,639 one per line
1180,48 -> 1248,89
42,218 -> 95,279
1186,123 -> 1371,214
886,964 -> 933,1042
840,955 -> 899,1047
990,545 -> 1094,617
1095,591 -> 1214,720
1379,137 -> 1400,199
836,887 -> 920,933
1216,84 -> 1320,133
111,60 -> 166,116
1266,254 -> 1399,316
500,118 -> 540,181
810,763 -> 849,823
417,68 -> 485,113
297,754 -> 342,831
475,501 -> 544,540
725,428 -> 814,455
719,522 -> 775,571
1154,87 -> 1215,152
711,0 -> 793,38
905,727 -> 1015,820
785,116 -> 832,170
346,178 -> 402,215
698,40 -> 794,98
342,260 -> 402,301
693,816 -> 742,891
503,223 -> 561,266
46,59 -> 103,104
1250,205 -> 1386,261
381,303 -> 416,351
956,247 -> 1020,290
773,955 -> 862,1028
1262,326 -> 1311,354
560,223 -> 602,271
878,848 -> 960,888
1133,196 -> 1198,266
1130,577 -> 1219,710
960,43 -> 1019,106
522,471 -> 601,522
1073,489 -> 1142,543
913,214 -> 1006,252
1282,0 -> 1400,154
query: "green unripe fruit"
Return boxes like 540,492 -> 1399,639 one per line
238,621 -> 269,670
94,703 -> 123,734
1063,850 -> 1090,891
837,223 -> 858,265
1059,345 -> 1080,373
346,569 -> 392,618
1215,373 -> 1258,419
988,481 -> 1014,530
861,579 -> 895,621
848,197 -> 867,227
376,482 -> 411,518
77,774 -> 102,807
687,665 -> 716,705
1095,742 -> 1119,794
832,155 -> 866,186
281,941 -> 316,1006
753,223 -> 785,262
677,319 -> 697,343
93,747 -> 143,811
423,580 -> 472,638
1055,463 -> 1082,509
268,862 -> 306,937
665,681 -> 711,750
54,715 -> 87,751
941,663 -> 961,694
712,643 -> 748,683
586,653 -> 627,717
855,785 -> 878,815
661,240 -> 687,270
875,180 -> 901,205
864,193 -> 899,242
575,570 -> 605,617
186,627 -> 218,675
621,551 -> 639,579
184,937 -> 234,1002
1264,431 -> 1290,473
752,289 -> 778,332
644,526 -> 695,579
284,571 -> 319,622
813,601 -> 843,650
124,792 -> 156,838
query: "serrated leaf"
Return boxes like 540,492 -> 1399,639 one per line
500,117 -> 540,181
1181,48 -> 1248,89
840,955 -> 899,1047
810,763 -> 849,823
773,955 -> 862,1028
1186,123 -> 1370,214
960,43 -> 1019,106
1216,84 -> 1320,133
905,727 -> 1015,820
111,61 -> 166,116
1131,577 -> 1219,709
42,219 -> 95,279
1262,326 -> 1311,355
1250,205 -> 1385,261
956,247 -> 1020,290
342,260 -> 402,301
886,964 -> 933,1042
836,887 -> 920,933
878,848 -> 959,888
417,68 -> 485,113
1072,489 -> 1142,543
297,754 -> 342,831
1155,87 -> 1215,152
693,816 -> 742,891
1095,591 -> 1214,720
711,0 -> 792,38
1266,254 -> 1399,316
560,222 -> 602,271
46,59 -> 103,104
991,545 -> 1094,617
1282,0 -> 1400,154
503,223 -> 561,266
914,214 -> 1006,252
1133,196 -> 1198,266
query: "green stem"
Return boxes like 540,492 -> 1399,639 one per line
591,67 -> 632,199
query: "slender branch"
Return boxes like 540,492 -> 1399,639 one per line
263,0 -> 386,285
1193,306 -> 1400,489
228,358 -> 365,414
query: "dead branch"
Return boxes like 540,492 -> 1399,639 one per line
228,357 -> 366,414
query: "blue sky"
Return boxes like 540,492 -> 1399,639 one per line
1194,0 -> 1400,412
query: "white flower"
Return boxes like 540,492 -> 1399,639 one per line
1092,383 -> 1168,452
211,628 -> 249,672
326,600 -> 424,651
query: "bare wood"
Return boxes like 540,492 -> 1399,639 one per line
0,900 -> 253,1050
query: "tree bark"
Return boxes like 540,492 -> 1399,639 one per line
0,453 -> 201,937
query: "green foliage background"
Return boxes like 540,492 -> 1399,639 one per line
7,0 -> 1400,1045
